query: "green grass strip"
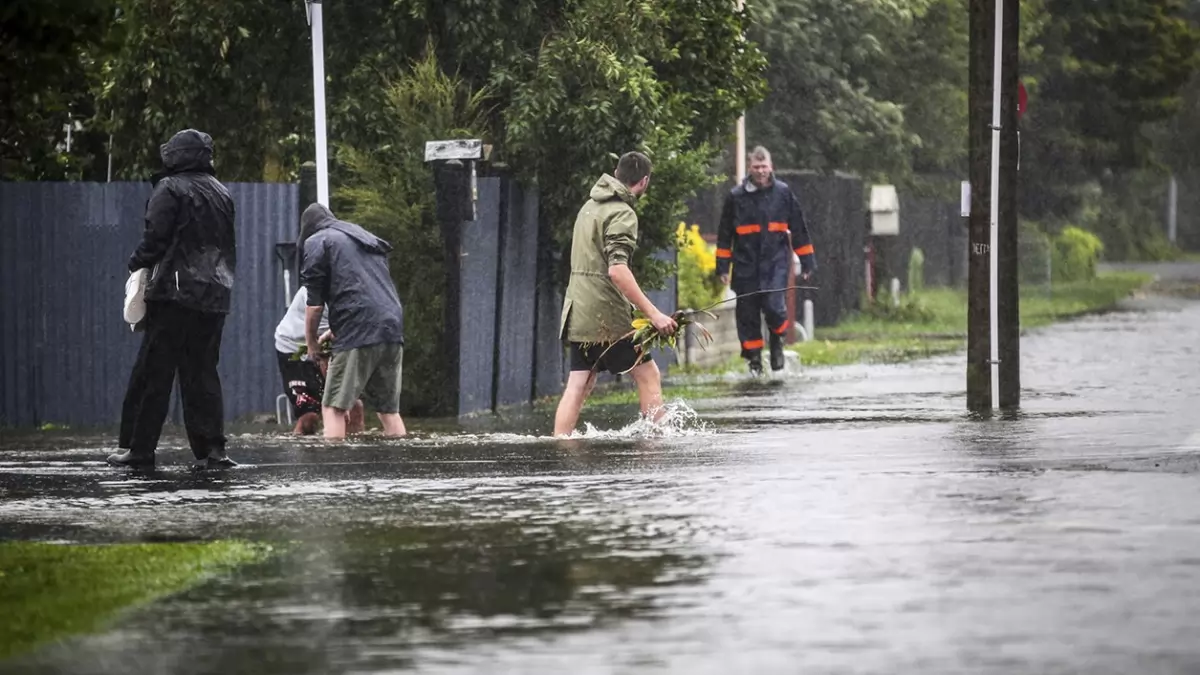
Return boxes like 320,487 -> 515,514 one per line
549,272 -> 1151,403
795,337 -> 966,366
814,271 -> 1151,340
0,540 -> 269,660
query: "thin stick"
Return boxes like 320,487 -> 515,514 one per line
687,284 -> 820,314
587,284 -> 820,374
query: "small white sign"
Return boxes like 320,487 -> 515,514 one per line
424,139 -> 483,162
869,184 -> 899,236
960,181 -> 971,217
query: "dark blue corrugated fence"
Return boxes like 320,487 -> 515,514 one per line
0,181 -> 298,428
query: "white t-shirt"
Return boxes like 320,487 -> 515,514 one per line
274,287 -> 330,354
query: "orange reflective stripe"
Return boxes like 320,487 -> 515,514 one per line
715,248 -> 732,259
768,222 -> 789,233
742,339 -> 764,350
772,321 -> 789,335
736,224 -> 761,235
794,244 -> 814,256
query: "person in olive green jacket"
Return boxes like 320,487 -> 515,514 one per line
554,151 -> 678,436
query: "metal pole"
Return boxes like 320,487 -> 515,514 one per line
735,0 -> 746,183
308,0 -> 330,206
1168,174 -> 1178,244
988,0 -> 1003,409
736,116 -> 746,183
996,0 -> 1020,410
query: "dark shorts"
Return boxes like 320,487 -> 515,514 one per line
276,350 -> 324,417
569,339 -> 651,375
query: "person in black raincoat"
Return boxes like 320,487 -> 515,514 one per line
109,129 -> 238,469
715,146 -> 816,375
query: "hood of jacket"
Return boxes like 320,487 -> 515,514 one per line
299,203 -> 394,255
154,129 -> 216,183
589,173 -> 637,207
742,173 -> 776,193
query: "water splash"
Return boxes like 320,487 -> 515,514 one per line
576,399 -> 713,439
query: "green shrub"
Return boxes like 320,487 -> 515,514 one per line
335,46 -> 489,416
907,247 -> 925,294
1052,226 -> 1104,282
676,223 -> 724,310
864,290 -> 937,323
1076,173 -> 1179,261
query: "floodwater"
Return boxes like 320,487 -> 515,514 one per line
2,281 -> 1200,674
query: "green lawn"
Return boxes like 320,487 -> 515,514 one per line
792,271 -> 1150,365
0,541 -> 270,660
544,272 -> 1152,404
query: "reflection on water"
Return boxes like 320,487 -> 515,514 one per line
4,300 -> 1200,673
8,518 -> 707,675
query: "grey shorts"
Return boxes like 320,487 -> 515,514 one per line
323,343 -> 404,413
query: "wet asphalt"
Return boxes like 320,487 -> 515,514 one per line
2,270 -> 1199,674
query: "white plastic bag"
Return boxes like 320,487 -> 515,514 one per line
124,268 -> 149,328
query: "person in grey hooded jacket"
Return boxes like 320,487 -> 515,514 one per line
299,203 -> 407,438
110,129 -> 237,469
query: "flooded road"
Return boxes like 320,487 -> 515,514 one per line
3,283 -> 1200,674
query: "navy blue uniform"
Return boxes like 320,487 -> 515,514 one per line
716,177 -> 816,363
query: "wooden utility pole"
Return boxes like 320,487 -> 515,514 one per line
967,0 -> 1019,413
997,0 -> 1020,409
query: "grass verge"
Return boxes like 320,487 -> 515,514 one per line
793,271 -> 1150,365
0,540 -> 270,660
543,272 -> 1151,405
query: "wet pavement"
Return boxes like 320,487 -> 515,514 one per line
3,275 -> 1200,674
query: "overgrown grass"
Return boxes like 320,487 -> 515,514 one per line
1019,272 -> 1152,328
0,541 -> 270,660
814,271 -> 1151,341
795,337 -> 966,366
548,272 -> 1151,403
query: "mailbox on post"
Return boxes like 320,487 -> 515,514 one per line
424,139 -> 490,223
869,184 -> 900,236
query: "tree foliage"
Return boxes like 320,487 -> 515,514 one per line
335,46 -> 490,416
9,0 -> 1200,263
1,0 -> 115,180
1021,0 -> 1200,222
499,0 -> 765,287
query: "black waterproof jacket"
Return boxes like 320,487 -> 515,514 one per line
715,176 -> 816,294
128,129 -> 237,314
299,204 -> 405,352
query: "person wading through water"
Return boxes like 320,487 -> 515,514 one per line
554,151 -> 677,437
110,129 -> 237,469
299,203 -> 407,439
715,145 -> 816,375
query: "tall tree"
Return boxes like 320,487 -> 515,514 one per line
745,0 -> 925,178
0,0 -> 115,180
97,0 -> 309,181
1020,0 -> 1200,221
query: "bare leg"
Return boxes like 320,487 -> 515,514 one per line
322,405 -> 347,439
293,411 -> 321,435
629,359 -> 665,423
377,412 -> 407,436
346,400 -> 365,434
554,370 -> 598,436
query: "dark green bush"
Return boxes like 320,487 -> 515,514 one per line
335,48 -> 489,416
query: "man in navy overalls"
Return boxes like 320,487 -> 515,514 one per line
716,146 -> 817,375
